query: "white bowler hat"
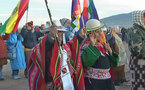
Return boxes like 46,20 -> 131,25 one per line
86,19 -> 104,32
52,20 -> 68,33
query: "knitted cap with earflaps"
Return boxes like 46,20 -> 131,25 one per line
27,21 -> 33,28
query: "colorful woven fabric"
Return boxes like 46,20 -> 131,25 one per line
28,35 -> 48,90
129,57 -> 145,89
28,35 -> 63,90
67,36 -> 85,90
28,35 -> 85,90
50,40 -> 62,89
85,67 -> 111,80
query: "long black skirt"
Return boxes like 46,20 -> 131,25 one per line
85,78 -> 115,90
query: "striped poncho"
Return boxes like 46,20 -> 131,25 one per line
28,35 -> 85,90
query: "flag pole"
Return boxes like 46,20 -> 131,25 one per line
44,0 -> 53,25
81,14 -> 85,27
44,0 -> 63,54
26,8 -> 29,24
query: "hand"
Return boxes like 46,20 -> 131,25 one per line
104,43 -> 112,55
79,27 -> 87,37
49,25 -> 58,39
89,32 -> 97,46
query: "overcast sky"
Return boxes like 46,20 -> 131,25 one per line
0,0 -> 144,27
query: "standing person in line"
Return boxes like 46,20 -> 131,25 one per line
21,21 -> 43,78
112,26 -> 128,85
40,24 -> 45,31
128,10 -> 145,90
0,33 -> 9,80
6,31 -> 26,79
81,19 -> 119,90
121,27 -> 128,42
103,27 -> 119,83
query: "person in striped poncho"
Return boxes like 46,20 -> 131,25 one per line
28,20 -> 86,90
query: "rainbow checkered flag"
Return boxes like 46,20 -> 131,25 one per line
81,0 -> 99,26
71,0 -> 81,34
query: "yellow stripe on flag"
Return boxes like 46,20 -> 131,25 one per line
100,30 -> 106,45
6,1 -> 20,33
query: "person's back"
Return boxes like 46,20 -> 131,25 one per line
6,32 -> 26,79
128,10 -> 145,90
128,24 -> 145,58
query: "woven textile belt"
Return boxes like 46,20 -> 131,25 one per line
85,67 -> 111,80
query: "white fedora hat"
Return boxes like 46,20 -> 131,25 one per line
53,20 -> 68,33
86,19 -> 104,32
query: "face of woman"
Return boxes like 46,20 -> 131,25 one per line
27,26 -> 32,30
94,29 -> 103,42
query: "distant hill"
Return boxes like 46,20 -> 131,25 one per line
100,12 -> 133,27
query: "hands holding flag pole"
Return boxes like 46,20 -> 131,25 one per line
44,0 -> 63,54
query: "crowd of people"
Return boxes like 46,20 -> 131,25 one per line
0,10 -> 144,90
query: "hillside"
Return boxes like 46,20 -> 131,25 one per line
100,12 -> 133,27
